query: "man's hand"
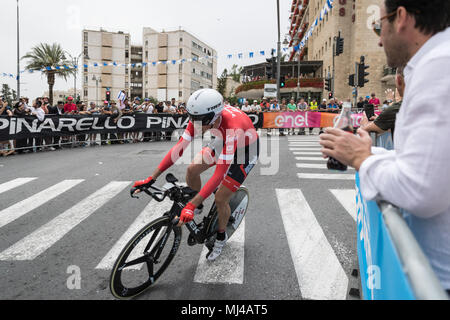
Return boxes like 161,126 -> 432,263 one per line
319,128 -> 373,171
177,202 -> 196,227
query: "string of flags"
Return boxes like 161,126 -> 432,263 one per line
1,1 -> 335,80
292,0 -> 334,53
1,48 -> 294,80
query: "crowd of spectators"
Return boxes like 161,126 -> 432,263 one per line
1,92 -> 385,157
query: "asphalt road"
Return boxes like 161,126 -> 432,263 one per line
0,130 -> 360,300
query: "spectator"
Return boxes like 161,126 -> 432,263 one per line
12,101 -> 31,154
357,97 -> 366,112
241,101 -> 252,113
28,99 -> 46,152
297,98 -> 308,135
64,96 -> 77,114
369,93 -> 381,110
47,101 -> 65,149
320,0 -> 450,294
287,99 -> 297,135
308,99 -> 318,135
360,66 -> 405,138
87,102 -> 100,146
252,100 -> 261,113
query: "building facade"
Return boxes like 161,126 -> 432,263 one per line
82,29 -> 131,105
142,28 -> 217,103
288,0 -> 395,102
44,89 -> 81,101
82,28 -> 217,105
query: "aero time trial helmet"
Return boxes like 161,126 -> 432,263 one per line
186,89 -> 224,126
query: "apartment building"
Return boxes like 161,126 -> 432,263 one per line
81,29 -> 131,105
142,27 -> 217,103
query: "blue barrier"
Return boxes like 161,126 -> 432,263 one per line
356,173 -> 416,300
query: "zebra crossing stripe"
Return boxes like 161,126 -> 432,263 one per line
193,219 -> 245,284
290,148 -> 322,151
295,157 -> 326,161
298,173 -> 355,180
293,152 -> 322,155
96,198 -> 173,270
330,189 -> 357,221
276,189 -> 348,300
0,181 -> 130,261
296,163 -> 355,170
0,178 -> 37,195
0,180 -> 85,229
288,143 -> 321,146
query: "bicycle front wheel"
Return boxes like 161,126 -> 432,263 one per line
110,216 -> 182,299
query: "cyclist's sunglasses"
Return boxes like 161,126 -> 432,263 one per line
188,112 -> 215,126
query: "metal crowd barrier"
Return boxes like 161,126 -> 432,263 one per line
365,131 -> 448,299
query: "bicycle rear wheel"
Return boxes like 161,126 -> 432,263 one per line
205,187 -> 249,250
110,216 -> 181,299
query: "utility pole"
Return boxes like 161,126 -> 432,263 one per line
17,0 -> 20,99
276,0 -> 282,102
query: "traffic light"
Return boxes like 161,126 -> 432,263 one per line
335,35 -> 344,56
329,92 -> 334,99
357,56 -> 370,87
348,74 -> 355,87
280,76 -> 286,88
266,58 -> 274,79
325,77 -> 332,91
106,90 -> 111,102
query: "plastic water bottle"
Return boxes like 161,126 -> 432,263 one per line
327,102 -> 353,171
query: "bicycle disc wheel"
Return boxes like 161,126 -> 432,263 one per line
206,187 -> 250,243
110,216 -> 182,299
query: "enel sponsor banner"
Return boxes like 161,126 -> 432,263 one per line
262,111 -> 368,129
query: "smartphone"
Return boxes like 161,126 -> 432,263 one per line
364,104 -> 375,119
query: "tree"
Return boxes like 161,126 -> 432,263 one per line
230,64 -> 243,82
217,69 -> 228,97
1,84 -> 15,106
22,43 -> 75,105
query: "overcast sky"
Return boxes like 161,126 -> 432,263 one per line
0,0 -> 291,100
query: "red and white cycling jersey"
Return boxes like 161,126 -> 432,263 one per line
157,106 -> 258,199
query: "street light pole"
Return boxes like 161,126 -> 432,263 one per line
17,0 -> 20,99
72,53 -> 82,100
276,0 -> 282,102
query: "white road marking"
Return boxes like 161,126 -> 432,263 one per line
292,152 -> 322,155
0,178 -> 37,195
193,219 -> 245,284
0,181 -> 130,261
298,173 -> 355,180
0,180 -> 85,229
276,189 -> 348,300
96,198 -> 173,270
290,148 -> 322,151
296,163 -> 355,170
330,189 -> 357,221
295,157 -> 326,161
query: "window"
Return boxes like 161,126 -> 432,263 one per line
179,91 -> 182,98
84,88 -> 88,97
192,68 -> 196,74
145,51 -> 148,59
125,50 -> 129,58
83,32 -> 88,43
145,40 -> 148,46
84,46 -> 89,58
125,36 -> 129,46
179,64 -> 182,73
180,37 -> 183,42
179,79 -> 182,83
179,48 -> 183,56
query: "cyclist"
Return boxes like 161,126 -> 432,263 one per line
133,89 -> 259,261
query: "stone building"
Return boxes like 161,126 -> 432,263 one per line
288,0 -> 395,102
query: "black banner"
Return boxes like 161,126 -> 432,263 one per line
0,113 -> 264,140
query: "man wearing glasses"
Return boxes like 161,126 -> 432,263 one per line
320,0 -> 450,295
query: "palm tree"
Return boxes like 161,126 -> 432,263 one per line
22,43 -> 75,105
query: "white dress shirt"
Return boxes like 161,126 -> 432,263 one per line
359,27 -> 450,289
